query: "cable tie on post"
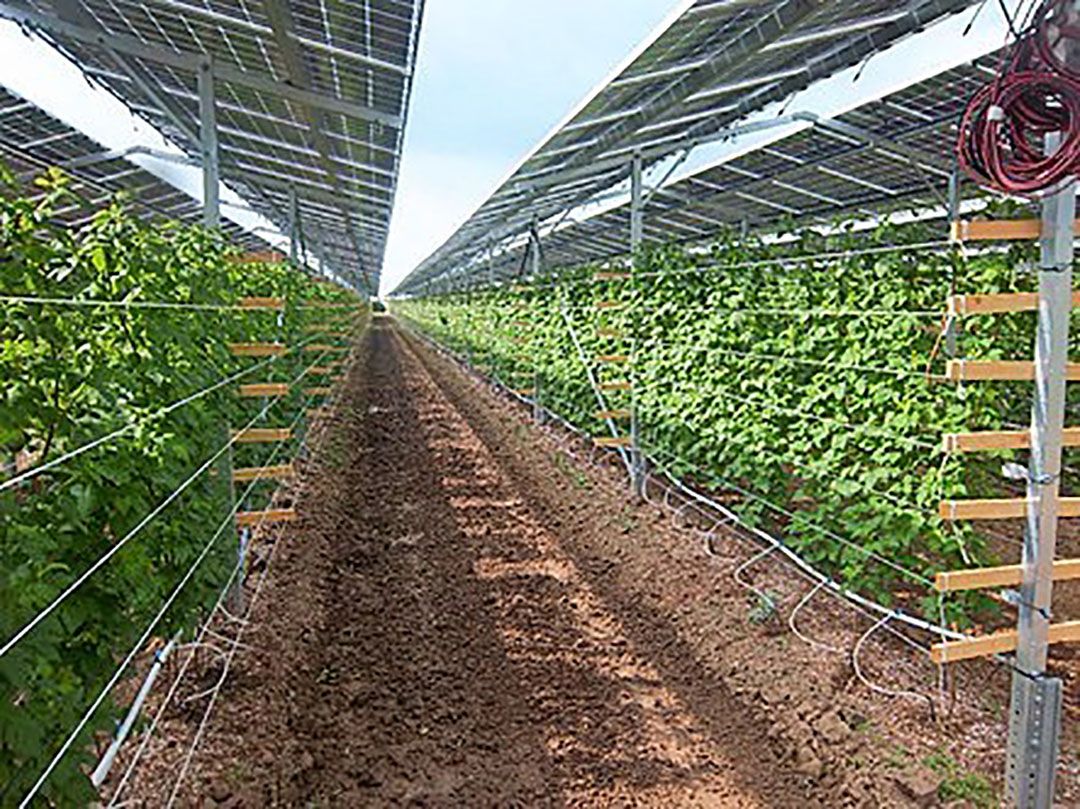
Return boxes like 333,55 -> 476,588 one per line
987,104 -> 1006,122
1039,262 -> 1072,274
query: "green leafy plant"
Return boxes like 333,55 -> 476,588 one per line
0,166 -> 362,802
395,217 -> 1051,626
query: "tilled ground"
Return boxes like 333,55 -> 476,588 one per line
116,316 -> 1076,807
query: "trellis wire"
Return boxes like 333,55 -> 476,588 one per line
0,331 -> 328,494
15,398 -> 309,807
161,361 -> 355,805
0,348 -> 335,661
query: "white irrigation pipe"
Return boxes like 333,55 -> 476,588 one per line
90,636 -> 178,788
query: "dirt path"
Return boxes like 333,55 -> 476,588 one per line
123,316 -> 820,807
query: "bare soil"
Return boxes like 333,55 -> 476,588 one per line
112,316 -> 1080,807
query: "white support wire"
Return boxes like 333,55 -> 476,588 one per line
15,375 -> 322,805
647,339 -> 939,382
0,294 -> 279,311
104,361 -> 347,805
16,441 -> 276,807
0,331 -> 327,494
0,346 -> 332,661
161,368 -> 354,806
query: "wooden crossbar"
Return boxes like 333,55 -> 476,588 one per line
232,464 -> 293,483
595,436 -> 633,448
309,366 -> 334,375
945,360 -> 1080,382
930,620 -> 1080,664
512,388 -> 535,397
597,328 -> 624,339
597,354 -> 630,364
947,219 -> 1080,242
235,508 -> 296,527
939,498 -> 1080,521
935,559 -> 1080,592
599,381 -> 632,392
594,272 -> 632,281
595,409 -> 631,420
947,292 -> 1080,316
595,301 -> 623,310
233,250 -> 286,264
305,387 -> 332,396
229,343 -> 287,357
231,428 -> 292,444
306,407 -> 328,418
238,383 -> 289,397
943,428 -> 1080,453
304,344 -> 346,353
238,297 -> 285,310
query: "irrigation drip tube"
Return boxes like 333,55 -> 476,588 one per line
394,316 -> 976,651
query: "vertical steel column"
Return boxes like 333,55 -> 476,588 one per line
629,153 -> 645,498
196,59 -> 220,229
288,186 -> 299,264
528,222 -> 542,422
945,165 -> 962,358
1007,132 -> 1074,809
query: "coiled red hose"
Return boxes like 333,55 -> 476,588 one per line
957,0 -> 1080,194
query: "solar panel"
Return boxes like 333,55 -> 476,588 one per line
393,0 -> 982,294
0,0 -> 424,292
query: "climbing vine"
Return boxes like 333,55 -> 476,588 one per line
396,219 -> 1065,624
0,166 -> 361,801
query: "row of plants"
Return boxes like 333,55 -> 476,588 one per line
394,219 -> 1063,625
0,166 -> 362,801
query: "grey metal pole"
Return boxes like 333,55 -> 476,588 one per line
288,186 -> 299,264
1006,132 -> 1074,809
945,165 -> 962,358
196,59 -> 220,229
629,153 -> 645,498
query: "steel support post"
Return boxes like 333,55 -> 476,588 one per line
945,165 -> 962,358
196,59 -> 220,229
1007,132 -> 1074,809
288,186 -> 299,264
528,223 -> 542,423
629,153 -> 645,498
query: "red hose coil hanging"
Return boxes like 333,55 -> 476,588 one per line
957,0 -> 1080,194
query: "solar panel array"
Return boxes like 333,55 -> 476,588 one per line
0,86 -> 265,248
394,0 -> 982,294
0,0 -> 424,291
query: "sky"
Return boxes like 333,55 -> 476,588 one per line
378,0 -> 680,295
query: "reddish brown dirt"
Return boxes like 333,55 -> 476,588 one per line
113,316 -> 1080,807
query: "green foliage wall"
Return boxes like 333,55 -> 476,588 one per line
395,224 -> 1058,623
0,169 -> 361,801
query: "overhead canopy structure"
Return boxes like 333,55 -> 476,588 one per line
0,86 -> 266,248
394,0 -> 983,295
0,0 -> 424,292
500,56 -> 998,275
